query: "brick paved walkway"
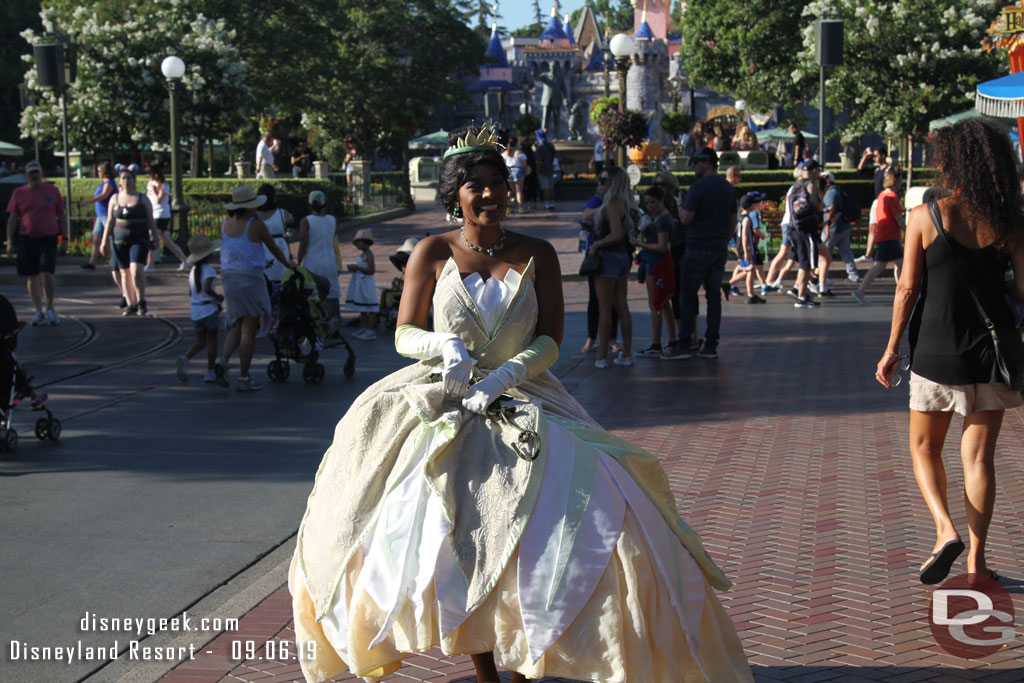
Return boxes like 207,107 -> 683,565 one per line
164,204 -> 1024,682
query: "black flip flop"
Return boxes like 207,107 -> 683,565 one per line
920,539 -> 965,585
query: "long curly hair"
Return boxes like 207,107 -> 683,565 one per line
932,118 -> 1024,250
437,126 -> 510,217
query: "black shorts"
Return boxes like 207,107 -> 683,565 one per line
155,217 -> 171,232
792,229 -> 821,271
17,234 -> 58,276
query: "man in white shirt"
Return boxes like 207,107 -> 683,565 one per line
256,132 -> 278,178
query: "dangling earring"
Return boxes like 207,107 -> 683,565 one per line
451,205 -> 463,219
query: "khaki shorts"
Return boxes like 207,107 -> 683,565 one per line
909,372 -> 1023,416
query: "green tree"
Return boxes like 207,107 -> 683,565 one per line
20,1 -> 251,157
298,1 -> 485,162
796,0 -> 1004,143
0,0 -> 42,143
680,0 -> 813,113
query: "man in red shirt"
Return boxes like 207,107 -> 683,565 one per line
5,160 -> 67,326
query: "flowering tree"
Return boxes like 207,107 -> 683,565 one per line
795,1 -> 1004,141
20,2 -> 251,157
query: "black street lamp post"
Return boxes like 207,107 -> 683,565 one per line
161,56 -> 189,246
397,48 -> 415,211
610,33 -> 634,167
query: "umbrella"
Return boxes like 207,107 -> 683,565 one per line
408,130 -> 448,150
754,127 -> 818,142
975,71 -> 1024,118
0,141 -> 23,157
929,108 -> 984,131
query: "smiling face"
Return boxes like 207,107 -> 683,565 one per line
457,163 -> 510,227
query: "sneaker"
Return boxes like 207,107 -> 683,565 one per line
769,280 -> 782,289
613,353 -> 634,366
697,345 -> 718,359
236,377 -> 262,392
214,362 -> 229,388
144,265 -> 155,273
637,344 -> 663,357
847,273 -> 861,283
360,330 -> 377,340
818,288 -> 835,297
761,283 -> 779,293
794,297 -> 821,308
351,329 -> 368,340
785,287 -> 800,300
118,296 -> 128,309
855,255 -> 873,263
746,295 -> 767,304
594,357 -> 610,369
661,342 -> 693,360
851,290 -> 869,306
80,263 -> 96,270
808,282 -> 820,295
138,299 -> 148,316
203,369 -> 217,383
176,355 -> 188,383
122,305 -> 138,317
177,263 -> 187,272
46,308 -> 59,325
31,311 -> 46,326
730,286 -> 742,296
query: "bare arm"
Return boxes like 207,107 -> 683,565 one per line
100,196 -> 117,256
140,196 -> 159,242
396,236 -> 448,329
5,213 -> 17,254
297,217 -> 309,264
741,216 -> 753,261
532,238 -> 565,346
358,250 -> 375,275
876,204 -> 928,386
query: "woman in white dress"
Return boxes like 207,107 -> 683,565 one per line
297,190 -> 342,326
257,184 -> 295,289
290,125 -> 752,682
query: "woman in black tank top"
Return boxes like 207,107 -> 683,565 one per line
875,119 -> 1024,585
100,168 -> 158,315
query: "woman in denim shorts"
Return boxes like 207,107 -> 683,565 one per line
586,166 -> 635,368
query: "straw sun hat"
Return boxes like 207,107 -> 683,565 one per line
224,185 -> 268,210
352,228 -> 374,246
186,234 -> 221,264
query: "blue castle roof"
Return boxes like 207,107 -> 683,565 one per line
540,15 -> 568,40
565,18 -> 575,45
635,21 -> 654,40
485,27 -> 509,67
585,47 -> 605,72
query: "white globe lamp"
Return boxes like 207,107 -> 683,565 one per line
609,33 -> 634,59
161,55 -> 185,80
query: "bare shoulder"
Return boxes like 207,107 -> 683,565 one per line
407,232 -> 456,276
506,231 -> 560,273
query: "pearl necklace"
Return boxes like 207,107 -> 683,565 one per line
461,228 -> 506,257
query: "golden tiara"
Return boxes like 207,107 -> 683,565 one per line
443,123 -> 502,159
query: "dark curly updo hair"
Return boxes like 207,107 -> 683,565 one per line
932,118 -> 1024,250
437,125 -> 510,216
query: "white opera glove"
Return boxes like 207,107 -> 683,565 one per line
461,363 -> 522,414
461,335 -> 559,415
394,324 -> 473,397
440,338 -> 473,397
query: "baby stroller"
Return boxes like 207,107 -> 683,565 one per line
267,266 -> 355,383
378,238 -> 418,331
0,296 -> 61,452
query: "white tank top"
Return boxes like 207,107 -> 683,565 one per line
220,217 -> 266,271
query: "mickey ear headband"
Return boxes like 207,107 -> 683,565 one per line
114,163 -> 140,175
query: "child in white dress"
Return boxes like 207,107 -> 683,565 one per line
177,235 -> 224,383
345,228 -> 379,340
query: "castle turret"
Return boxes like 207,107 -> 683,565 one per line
626,1 -> 668,112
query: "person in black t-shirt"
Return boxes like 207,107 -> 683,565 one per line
858,144 -> 891,197
789,123 -> 805,168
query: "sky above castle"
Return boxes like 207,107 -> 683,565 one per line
485,2 -> 584,35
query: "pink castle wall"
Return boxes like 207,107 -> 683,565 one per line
634,0 -> 670,40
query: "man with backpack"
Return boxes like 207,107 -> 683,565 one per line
821,171 -> 861,283
788,160 -> 831,307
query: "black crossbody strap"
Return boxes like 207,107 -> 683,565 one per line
927,201 -> 998,337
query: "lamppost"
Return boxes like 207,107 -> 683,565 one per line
397,47 -> 415,210
161,55 -> 189,246
610,33 -> 634,167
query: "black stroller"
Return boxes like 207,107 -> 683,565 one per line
267,266 -> 356,383
0,295 -> 61,452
